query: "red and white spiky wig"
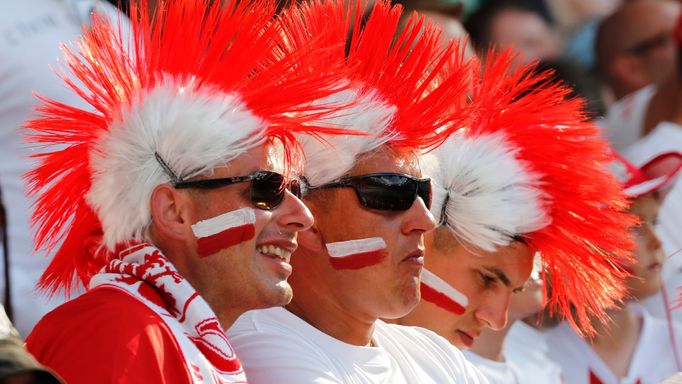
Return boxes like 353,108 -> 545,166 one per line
278,0 -> 472,185
25,0 -> 347,294
424,50 -> 637,335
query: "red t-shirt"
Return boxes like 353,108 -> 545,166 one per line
26,287 -> 194,383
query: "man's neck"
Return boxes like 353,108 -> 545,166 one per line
587,306 -> 642,377
286,298 -> 377,346
645,77 -> 682,135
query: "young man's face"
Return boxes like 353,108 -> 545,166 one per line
400,228 -> 534,349
624,192 -> 665,300
293,148 -> 436,321
179,143 -> 314,318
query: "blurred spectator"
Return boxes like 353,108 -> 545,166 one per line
595,0 -> 680,101
464,0 -> 562,67
546,152 -> 682,384
463,258 -> 563,384
0,1 -> 123,336
0,305 -> 61,384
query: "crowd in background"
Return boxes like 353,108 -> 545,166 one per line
2,0 -> 682,383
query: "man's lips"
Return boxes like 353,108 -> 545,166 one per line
456,330 -> 477,348
401,249 -> 425,265
256,240 -> 297,263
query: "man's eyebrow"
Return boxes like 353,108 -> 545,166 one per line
482,266 -> 511,288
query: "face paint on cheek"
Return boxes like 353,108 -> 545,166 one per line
325,237 -> 387,270
191,208 -> 256,257
420,268 -> 468,315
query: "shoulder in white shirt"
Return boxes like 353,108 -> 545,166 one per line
599,85 -> 656,152
228,306 -> 489,384
546,311 -> 682,384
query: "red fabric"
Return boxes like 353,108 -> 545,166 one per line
196,224 -> 256,257
589,370 -> 602,384
26,287 -> 193,384
328,249 -> 387,270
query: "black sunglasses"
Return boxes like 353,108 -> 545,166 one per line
155,153 -> 299,210
312,173 -> 431,211
174,171 -> 301,210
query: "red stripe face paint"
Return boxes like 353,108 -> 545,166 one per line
420,268 -> 468,315
325,237 -> 387,270
192,208 -> 256,257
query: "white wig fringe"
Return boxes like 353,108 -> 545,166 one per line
423,131 -> 550,252
88,78 -> 266,250
299,87 -> 397,186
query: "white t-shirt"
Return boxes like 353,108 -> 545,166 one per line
462,351 -> 522,384
462,322 -> 564,384
503,321 -> 564,384
599,85 -> 656,152
0,0 -> 123,336
228,307 -> 489,384
546,311 -> 682,384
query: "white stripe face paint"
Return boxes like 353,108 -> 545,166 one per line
325,237 -> 387,270
420,268 -> 469,315
191,208 -> 257,257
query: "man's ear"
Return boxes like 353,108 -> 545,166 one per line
149,184 -> 193,241
298,225 -> 325,252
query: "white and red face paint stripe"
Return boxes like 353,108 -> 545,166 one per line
191,208 -> 256,257
325,237 -> 387,270
420,268 -> 468,315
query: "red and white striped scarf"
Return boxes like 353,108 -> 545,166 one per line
89,243 -> 247,383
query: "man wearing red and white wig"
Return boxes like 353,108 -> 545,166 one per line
23,0 -> 351,382
547,151 -> 682,384
228,1 -> 487,383
397,51 -> 636,354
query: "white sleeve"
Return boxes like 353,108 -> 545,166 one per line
229,317 -> 342,384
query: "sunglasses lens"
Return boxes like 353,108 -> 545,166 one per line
354,174 -> 431,211
288,179 -> 302,199
251,172 -> 286,210
417,180 -> 432,209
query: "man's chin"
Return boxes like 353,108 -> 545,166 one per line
272,282 -> 294,306
381,294 -> 421,320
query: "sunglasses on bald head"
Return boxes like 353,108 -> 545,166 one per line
155,153 -> 300,210
310,173 -> 431,211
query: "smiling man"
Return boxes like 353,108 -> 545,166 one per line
22,0 -> 347,383
397,51 -> 637,354
227,1 -> 487,383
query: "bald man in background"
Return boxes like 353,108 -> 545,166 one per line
596,0 -> 680,102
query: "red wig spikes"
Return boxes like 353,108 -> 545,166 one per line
462,50 -> 636,335
278,0 -> 473,186
25,0 -> 349,295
